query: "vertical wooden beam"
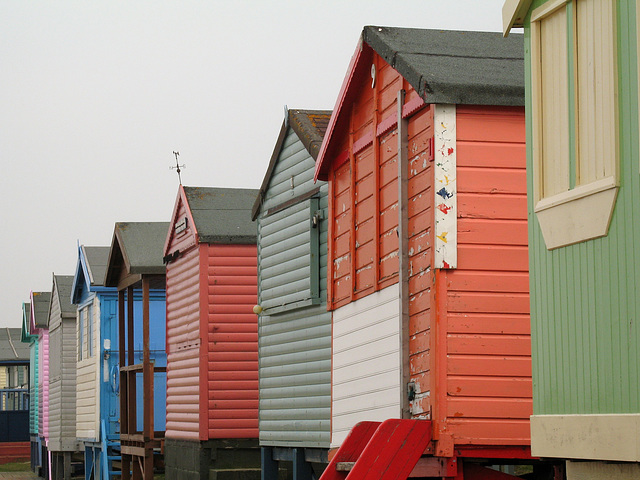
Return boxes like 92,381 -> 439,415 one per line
372,54 -> 381,289
126,286 -> 136,434
142,277 -> 152,439
127,286 -> 135,365
261,447 -> 278,480
348,103 -> 356,301
118,289 -> 128,434
433,104 -> 457,269
397,89 -> 411,419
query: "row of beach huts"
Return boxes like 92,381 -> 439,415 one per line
15,3 -> 640,480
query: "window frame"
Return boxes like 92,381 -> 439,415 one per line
530,0 -> 619,249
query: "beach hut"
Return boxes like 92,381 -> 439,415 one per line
47,274 -> 80,479
502,1 -> 639,478
162,186 -> 259,480
20,301 -> 40,472
314,27 -> 532,479
251,109 -> 332,480
71,245 -> 120,480
0,327 -> 30,464
104,222 -> 168,480
32,291 -> 52,479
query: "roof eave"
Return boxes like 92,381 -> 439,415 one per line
252,116 -> 289,220
314,36 -> 369,182
199,234 -> 257,245
503,0 -> 532,36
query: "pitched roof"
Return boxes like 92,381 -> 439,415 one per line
252,109 -> 331,219
83,246 -> 109,287
105,222 -> 169,287
51,275 -> 76,320
181,186 -> 258,244
31,291 -> 52,329
315,26 -> 524,180
71,245 -> 112,304
502,0 -> 533,35
0,327 -> 30,362
363,26 -> 524,106
20,302 -> 32,343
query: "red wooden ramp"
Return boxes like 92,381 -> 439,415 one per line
320,420 -> 432,480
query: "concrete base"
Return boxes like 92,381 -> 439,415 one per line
566,460 -> 640,480
165,438 -> 261,480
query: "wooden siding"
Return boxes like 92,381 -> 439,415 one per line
328,58 -> 426,309
331,284 -> 401,448
165,233 -> 201,441
38,330 -> 49,440
257,128 -> 332,448
437,106 -> 531,445
29,341 -> 38,435
48,287 -> 79,452
205,244 -> 258,439
325,46 -> 531,451
76,297 -> 99,440
525,0 -> 640,416
48,317 -> 79,451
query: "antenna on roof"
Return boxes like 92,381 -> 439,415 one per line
170,151 -> 186,185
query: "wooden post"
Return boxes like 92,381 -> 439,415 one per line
397,89 -> 411,419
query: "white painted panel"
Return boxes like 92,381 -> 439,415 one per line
331,284 -> 401,448
434,104 -> 457,269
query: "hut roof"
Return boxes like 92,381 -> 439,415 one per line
0,327 -> 30,363
31,291 -> 51,330
252,109 -> 331,220
315,26 -> 524,180
105,222 -> 169,287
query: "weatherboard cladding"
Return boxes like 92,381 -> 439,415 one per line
164,186 -> 258,441
165,196 -> 201,441
321,26 -> 530,451
47,275 -> 79,452
32,292 -> 51,441
256,111 -> 332,448
523,1 -> 640,418
29,339 -> 38,434
72,246 -> 119,442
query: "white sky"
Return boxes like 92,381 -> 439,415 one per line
0,1 -> 507,328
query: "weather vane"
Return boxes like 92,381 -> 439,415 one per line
170,151 -> 186,184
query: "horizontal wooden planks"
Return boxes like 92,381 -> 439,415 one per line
206,243 -> 258,439
442,106 -> 530,447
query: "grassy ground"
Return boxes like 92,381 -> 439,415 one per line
0,461 -> 31,472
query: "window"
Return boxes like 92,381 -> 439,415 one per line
530,0 -> 618,249
78,303 -> 94,361
78,308 -> 84,361
87,304 -> 93,358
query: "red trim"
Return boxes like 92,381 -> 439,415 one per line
402,96 -> 426,118
163,185 -> 199,256
315,39 -> 371,181
454,446 -> 535,460
352,131 -> 373,155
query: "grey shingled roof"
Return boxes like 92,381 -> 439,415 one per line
32,291 -> 52,329
105,222 -> 169,287
363,26 -> 524,106
0,328 -> 30,362
251,109 -> 331,219
183,187 -> 258,244
83,246 -> 110,287
53,275 -> 76,318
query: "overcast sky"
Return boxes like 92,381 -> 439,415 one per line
0,1 -> 507,328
